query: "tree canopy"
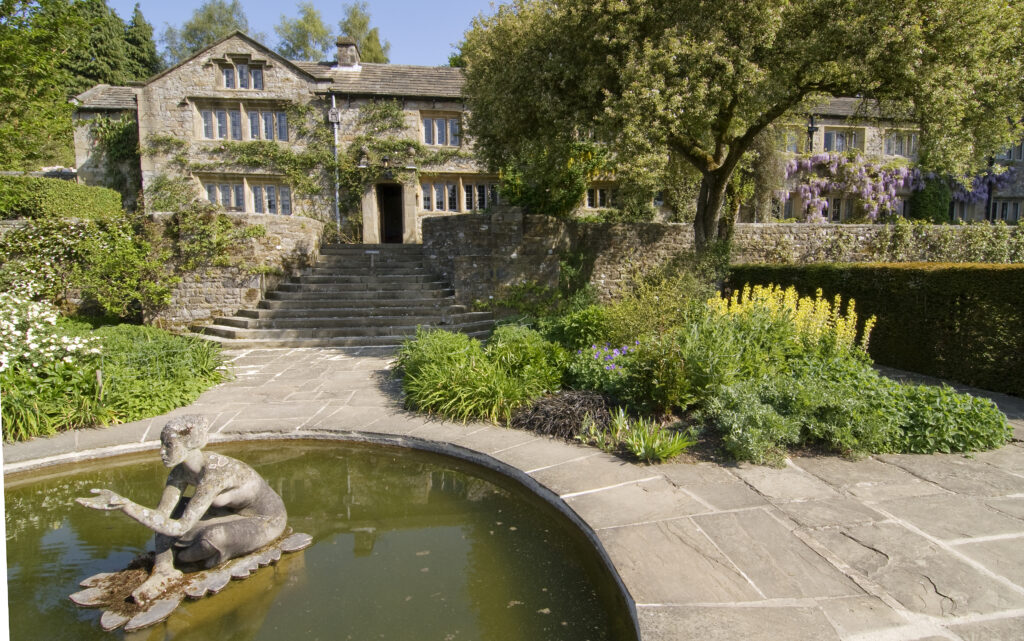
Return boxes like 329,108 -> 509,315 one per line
161,0 -> 261,65
275,1 -> 332,61
339,2 -> 389,63
124,3 -> 162,79
0,0 -> 84,168
462,0 -> 1024,249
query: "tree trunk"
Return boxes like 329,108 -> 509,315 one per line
693,170 -> 731,252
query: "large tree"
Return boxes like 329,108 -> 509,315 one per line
0,0 -> 86,169
339,2 -> 389,63
124,3 -> 162,79
462,0 -> 1024,249
161,0 -> 257,65
275,1 -> 332,61
63,0 -> 132,95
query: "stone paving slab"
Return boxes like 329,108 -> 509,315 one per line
810,522 -> 1024,617
598,518 -> 763,604
6,347 -> 1024,641
877,494 -> 1024,541
564,478 -> 707,529
637,605 -> 842,641
692,509 -> 861,599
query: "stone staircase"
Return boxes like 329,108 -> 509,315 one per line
195,244 -> 494,351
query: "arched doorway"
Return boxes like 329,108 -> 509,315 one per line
377,184 -> 403,243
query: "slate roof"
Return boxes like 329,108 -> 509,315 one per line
293,62 -> 465,99
73,84 -> 137,110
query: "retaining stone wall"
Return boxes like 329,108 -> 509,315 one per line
420,210 -> 1018,303
149,213 -> 323,329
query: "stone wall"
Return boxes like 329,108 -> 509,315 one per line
148,212 -> 323,329
420,210 -> 1021,303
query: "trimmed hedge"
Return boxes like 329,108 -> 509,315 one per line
0,176 -> 122,220
728,263 -> 1024,397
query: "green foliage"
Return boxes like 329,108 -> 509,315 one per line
576,408 -> 695,463
339,2 -> 390,63
497,142 -> 608,217
484,324 -> 566,392
908,178 -> 952,224
868,221 -> 1023,263
124,4 -> 162,79
728,263 -> 1024,397
462,0 -> 1024,249
275,1 -> 332,61
62,0 -> 133,95
397,327 -> 563,423
0,0 -> 84,169
161,0 -> 256,65
166,200 -> 267,271
898,384 -> 1011,454
89,113 -> 141,204
1,321 -> 228,442
0,176 -> 122,220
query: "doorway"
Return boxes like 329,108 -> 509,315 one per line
377,184 -> 403,243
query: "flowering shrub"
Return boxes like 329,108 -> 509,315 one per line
0,288 -> 99,375
783,153 -> 921,221
708,283 -> 876,357
565,342 -> 635,396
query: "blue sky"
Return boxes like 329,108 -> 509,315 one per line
107,0 -> 501,66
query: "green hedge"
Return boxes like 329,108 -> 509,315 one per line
0,176 -> 122,220
728,263 -> 1024,397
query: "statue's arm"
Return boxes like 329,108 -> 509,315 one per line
120,475 -> 225,537
155,468 -> 188,516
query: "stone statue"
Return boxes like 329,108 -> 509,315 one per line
76,415 -> 289,605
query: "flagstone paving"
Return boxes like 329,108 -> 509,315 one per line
5,348 -> 1024,641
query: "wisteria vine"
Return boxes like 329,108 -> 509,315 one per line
781,153 -> 1017,222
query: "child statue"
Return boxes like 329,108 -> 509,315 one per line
77,415 -> 288,604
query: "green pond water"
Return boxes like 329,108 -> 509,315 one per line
5,440 -> 637,641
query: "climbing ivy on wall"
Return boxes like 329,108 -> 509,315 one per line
144,100 -> 474,242
89,114 -> 142,207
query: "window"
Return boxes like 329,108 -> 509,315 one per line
250,184 -> 292,215
585,187 -> 615,208
827,197 -> 844,222
422,115 -> 461,147
992,199 -> 1022,223
216,110 -> 228,139
885,131 -> 918,157
206,182 -> 244,211
202,110 -> 214,139
249,111 -> 260,139
222,62 -> 264,90
229,110 -> 242,140
263,111 -> 274,140
824,129 -> 860,152
783,130 -> 801,154
276,111 -> 288,141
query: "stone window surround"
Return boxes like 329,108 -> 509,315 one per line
419,176 -> 498,212
193,100 -> 289,142
884,130 -> 919,158
199,174 -> 292,215
990,198 -> 1022,223
823,126 -> 864,153
584,185 -> 617,209
421,112 -> 461,147
209,54 -> 268,91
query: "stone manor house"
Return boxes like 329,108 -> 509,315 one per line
72,32 -> 1023,237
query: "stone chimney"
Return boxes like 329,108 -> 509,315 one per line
336,37 -> 361,68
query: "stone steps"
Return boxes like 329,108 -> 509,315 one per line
194,244 -> 492,350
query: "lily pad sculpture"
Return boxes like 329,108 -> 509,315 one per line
72,415 -> 312,631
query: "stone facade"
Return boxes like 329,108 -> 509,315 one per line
148,212 -> 323,329
74,32 -> 495,245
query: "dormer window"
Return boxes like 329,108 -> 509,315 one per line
220,60 -> 264,90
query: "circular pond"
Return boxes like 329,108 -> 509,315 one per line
5,440 -> 637,641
